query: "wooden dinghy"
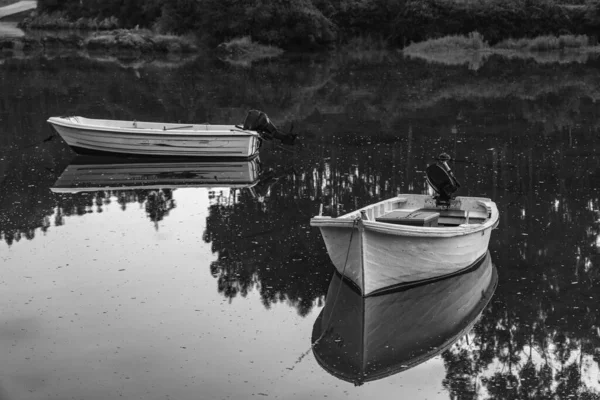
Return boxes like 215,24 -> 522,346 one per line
51,156 -> 261,193
310,154 -> 499,296
312,252 -> 497,385
47,110 -> 295,159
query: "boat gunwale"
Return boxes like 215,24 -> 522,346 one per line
310,194 -> 499,238
47,116 -> 261,137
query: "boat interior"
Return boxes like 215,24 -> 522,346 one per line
63,116 -> 246,133
350,197 -> 490,227
345,154 -> 493,228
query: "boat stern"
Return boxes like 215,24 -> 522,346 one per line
249,134 -> 262,157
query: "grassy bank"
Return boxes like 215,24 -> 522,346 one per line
85,30 -> 197,53
495,35 -> 597,51
215,36 -> 283,66
403,33 -> 600,68
0,29 -> 198,53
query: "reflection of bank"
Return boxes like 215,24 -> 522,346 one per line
50,156 -> 262,193
311,252 -> 497,386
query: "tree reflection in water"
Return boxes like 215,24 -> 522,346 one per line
203,181 -> 333,317
52,189 -> 176,230
1,52 -> 600,396
440,153 -> 600,398
203,140 -> 600,394
1,139 -> 599,398
145,190 -> 176,229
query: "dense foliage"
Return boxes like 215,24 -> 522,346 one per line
36,0 -> 162,27
393,0 -> 590,45
33,0 -> 600,48
36,0 -> 336,47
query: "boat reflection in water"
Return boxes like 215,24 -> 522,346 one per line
50,156 -> 263,193
312,251 -> 497,385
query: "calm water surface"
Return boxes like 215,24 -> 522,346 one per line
1,50 -> 600,399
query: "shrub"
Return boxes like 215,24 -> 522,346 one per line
38,0 -> 79,14
154,0 -> 204,34
392,0 -> 588,46
404,31 -> 488,53
215,36 -> 284,66
37,0 -> 161,29
186,0 -> 336,48
21,11 -> 120,30
160,0 -> 249,39
245,0 -> 337,48
585,0 -> 600,30
153,33 -> 198,52
217,36 -> 283,56
316,0 -> 397,40
84,30 -> 197,52
403,32 -> 491,70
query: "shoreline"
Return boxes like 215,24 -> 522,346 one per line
2,1 -> 599,65
402,32 -> 600,69
3,28 -> 600,68
0,28 -> 200,54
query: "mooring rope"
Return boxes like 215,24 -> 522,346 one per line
286,217 -> 360,371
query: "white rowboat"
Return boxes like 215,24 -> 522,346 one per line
47,116 -> 262,158
310,194 -> 499,296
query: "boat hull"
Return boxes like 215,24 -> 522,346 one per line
317,223 -> 492,296
48,118 -> 261,159
311,194 -> 499,296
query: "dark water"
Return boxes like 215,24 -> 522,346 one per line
1,50 -> 600,399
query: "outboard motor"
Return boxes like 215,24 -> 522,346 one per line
243,110 -> 297,145
426,153 -> 461,207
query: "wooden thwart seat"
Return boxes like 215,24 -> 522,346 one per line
376,207 -> 486,227
420,208 -> 466,225
376,210 -> 440,227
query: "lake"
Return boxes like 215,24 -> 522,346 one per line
1,50 -> 600,399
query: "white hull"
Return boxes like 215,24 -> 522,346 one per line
47,116 -> 261,158
51,157 -> 261,193
310,194 -> 499,296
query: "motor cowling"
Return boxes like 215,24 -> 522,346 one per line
243,110 -> 296,145
426,153 -> 461,206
